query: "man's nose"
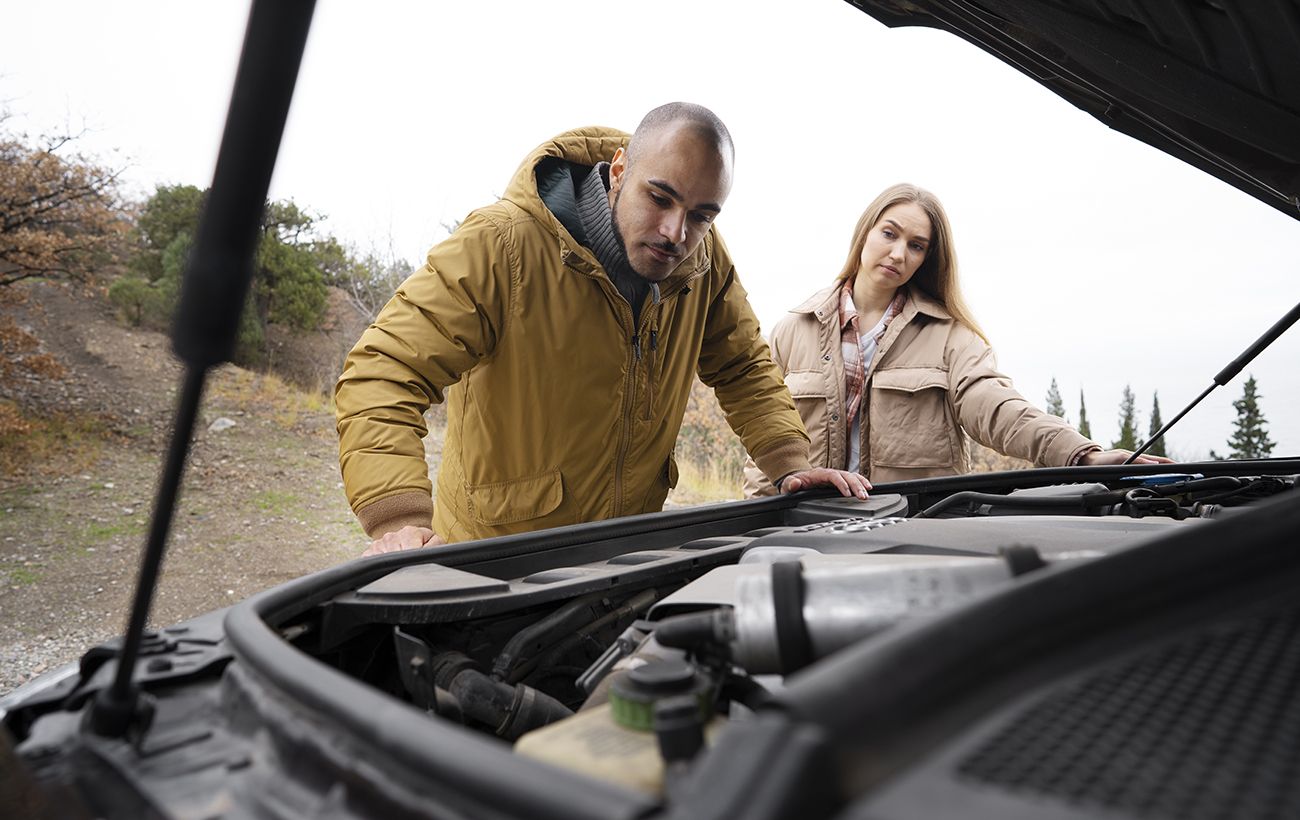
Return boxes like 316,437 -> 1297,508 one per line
660,210 -> 687,246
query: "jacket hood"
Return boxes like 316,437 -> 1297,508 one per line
503,126 -> 629,227
502,125 -> 712,287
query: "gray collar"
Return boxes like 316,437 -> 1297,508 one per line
576,162 -> 649,323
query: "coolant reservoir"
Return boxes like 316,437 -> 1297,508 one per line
515,660 -> 720,796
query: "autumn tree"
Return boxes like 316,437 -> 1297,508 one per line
1078,389 -> 1092,439
1045,377 -> 1066,420
1145,391 -> 1168,458
1112,385 -> 1140,450
0,113 -> 128,287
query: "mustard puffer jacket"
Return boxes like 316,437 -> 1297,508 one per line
744,284 -> 1097,496
337,127 -> 810,542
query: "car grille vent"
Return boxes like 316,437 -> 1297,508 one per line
956,601 -> 1300,819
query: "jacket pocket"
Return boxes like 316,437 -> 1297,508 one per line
785,369 -> 832,466
466,468 -> 564,526
642,454 -> 679,512
869,367 -> 960,469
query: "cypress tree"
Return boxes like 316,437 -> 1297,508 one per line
1078,389 -> 1092,439
1146,392 -> 1168,458
1225,375 -> 1276,459
1112,385 -> 1140,450
1045,377 -> 1066,420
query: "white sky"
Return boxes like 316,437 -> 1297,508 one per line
5,0 -> 1299,460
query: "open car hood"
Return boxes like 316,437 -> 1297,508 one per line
846,0 -> 1300,218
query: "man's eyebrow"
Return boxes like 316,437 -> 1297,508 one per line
649,179 -> 722,213
884,218 -> 929,243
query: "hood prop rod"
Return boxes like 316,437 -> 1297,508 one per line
89,0 -> 317,738
1126,300 -> 1300,464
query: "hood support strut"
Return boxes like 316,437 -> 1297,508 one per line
89,0 -> 317,738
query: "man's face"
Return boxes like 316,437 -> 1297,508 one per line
608,125 -> 732,282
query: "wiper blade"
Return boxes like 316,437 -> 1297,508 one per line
1127,300 -> 1300,463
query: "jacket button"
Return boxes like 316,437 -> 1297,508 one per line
831,414 -> 839,422
822,354 -> 831,362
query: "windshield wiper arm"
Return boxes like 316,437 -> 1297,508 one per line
1127,300 -> 1300,464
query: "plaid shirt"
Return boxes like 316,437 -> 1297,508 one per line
840,283 -> 906,453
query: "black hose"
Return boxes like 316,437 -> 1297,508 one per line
508,588 -> 659,684
913,491 -> 1087,519
491,591 -> 612,681
447,668 -> 572,741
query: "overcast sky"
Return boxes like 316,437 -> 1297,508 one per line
5,0 -> 1299,459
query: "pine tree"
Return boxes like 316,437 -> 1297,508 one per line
1078,389 -> 1091,439
1225,375 -> 1276,459
1112,385 -> 1140,450
1045,377 -> 1066,420
1145,392 -> 1168,458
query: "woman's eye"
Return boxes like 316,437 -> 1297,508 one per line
881,229 -> 895,239
910,243 -> 925,252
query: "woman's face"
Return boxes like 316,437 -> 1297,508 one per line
857,202 -> 931,292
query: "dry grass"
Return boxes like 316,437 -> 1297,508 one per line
206,366 -> 331,431
0,400 -> 121,487
669,457 -> 744,506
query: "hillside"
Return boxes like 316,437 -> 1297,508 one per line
0,282 -> 372,694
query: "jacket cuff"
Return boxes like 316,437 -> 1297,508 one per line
1068,443 -> 1103,466
752,437 -> 813,484
356,491 -> 434,538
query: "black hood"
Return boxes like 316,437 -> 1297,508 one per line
845,0 -> 1300,219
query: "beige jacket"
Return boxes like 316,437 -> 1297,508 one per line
336,127 -> 811,541
743,285 -> 1097,495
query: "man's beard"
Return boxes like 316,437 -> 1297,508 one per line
610,190 -> 651,281
613,191 -> 681,283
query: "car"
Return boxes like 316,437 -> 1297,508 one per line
3,2 -> 1299,819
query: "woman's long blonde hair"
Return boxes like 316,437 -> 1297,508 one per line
835,183 -> 987,343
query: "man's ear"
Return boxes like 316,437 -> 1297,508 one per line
608,146 -> 627,194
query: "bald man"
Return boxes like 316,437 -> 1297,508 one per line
336,103 -> 869,556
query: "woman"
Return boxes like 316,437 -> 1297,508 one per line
744,183 -> 1168,496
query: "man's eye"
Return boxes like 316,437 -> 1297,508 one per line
691,212 -> 714,224
649,193 -> 669,206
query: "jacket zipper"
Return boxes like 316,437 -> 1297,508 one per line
642,284 -> 661,422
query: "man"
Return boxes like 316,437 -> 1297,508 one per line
336,102 -> 868,556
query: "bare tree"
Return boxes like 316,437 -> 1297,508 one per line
0,112 -> 129,287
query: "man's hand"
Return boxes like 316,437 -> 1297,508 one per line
362,526 -> 446,557
1079,449 -> 1175,466
779,468 -> 872,499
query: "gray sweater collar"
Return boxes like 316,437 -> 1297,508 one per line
576,162 -> 650,323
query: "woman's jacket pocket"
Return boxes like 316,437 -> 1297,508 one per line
466,467 -> 564,525
784,369 -> 832,465
869,367 -> 960,469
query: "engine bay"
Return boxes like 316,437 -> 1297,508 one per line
282,473 -> 1295,797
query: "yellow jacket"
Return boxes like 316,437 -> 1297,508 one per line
337,127 -> 810,541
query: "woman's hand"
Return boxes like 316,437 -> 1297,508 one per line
362,526 -> 446,557
1078,449 -> 1174,466
779,468 -> 872,499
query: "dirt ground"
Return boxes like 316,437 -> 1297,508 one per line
0,283 -> 388,695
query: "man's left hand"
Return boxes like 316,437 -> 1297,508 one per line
779,468 -> 871,499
